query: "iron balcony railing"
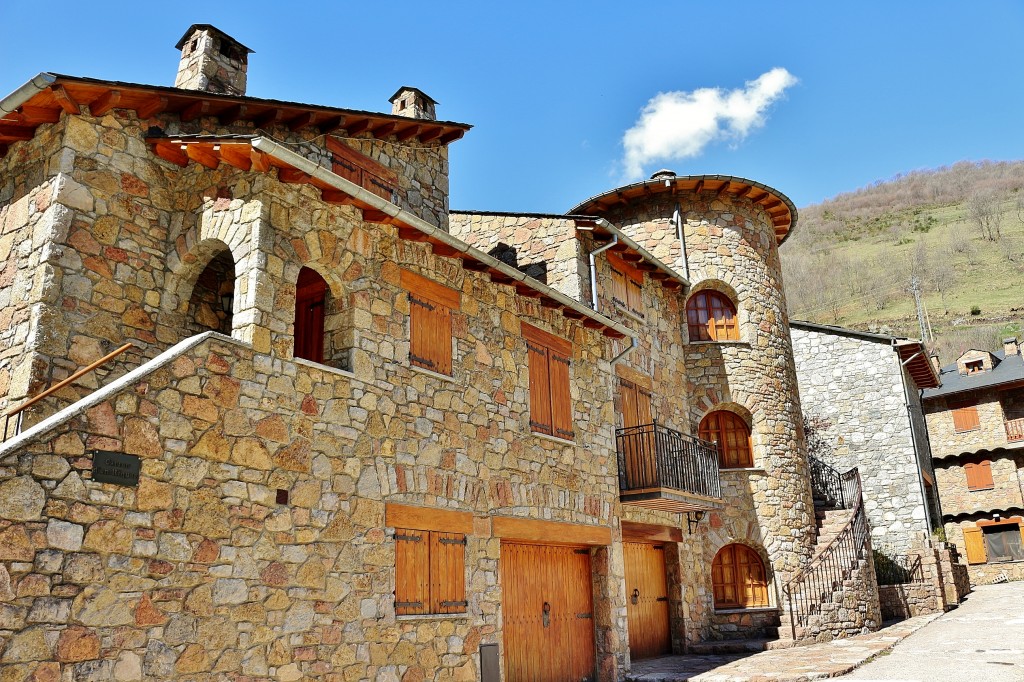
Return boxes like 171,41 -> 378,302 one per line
615,421 -> 722,500
808,455 -> 847,508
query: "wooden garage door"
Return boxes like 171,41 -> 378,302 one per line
501,543 -> 596,682
624,542 -> 671,659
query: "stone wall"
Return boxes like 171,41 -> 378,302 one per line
791,327 -> 935,552
797,554 -> 882,641
876,545 -> 968,621
924,389 -> 1013,458
933,452 -> 1024,517
943,519 -> 1024,585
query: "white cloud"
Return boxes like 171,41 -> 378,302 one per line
621,68 -> 798,179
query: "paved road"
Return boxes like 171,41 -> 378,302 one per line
837,582 -> 1024,682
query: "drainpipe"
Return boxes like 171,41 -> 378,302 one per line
0,73 -> 57,117
610,336 -> 637,365
587,235 -> 618,313
897,346 -> 936,546
674,203 -> 690,281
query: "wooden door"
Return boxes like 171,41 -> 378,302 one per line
620,379 -> 656,488
501,543 -> 596,682
295,267 -> 327,363
623,542 -> 671,659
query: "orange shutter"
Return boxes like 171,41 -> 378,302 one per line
962,526 -> 987,564
401,270 -> 459,376
610,267 -> 628,309
966,460 -> 993,491
549,351 -> 574,440
620,380 -> 639,429
636,387 -> 653,427
430,532 -> 467,614
395,529 -> 430,615
951,403 -> 980,432
627,279 -> 644,317
528,342 -> 553,436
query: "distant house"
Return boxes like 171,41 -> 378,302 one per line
922,338 -> 1024,584
790,321 -> 942,556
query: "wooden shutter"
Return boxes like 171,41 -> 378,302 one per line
966,461 -> 994,491
620,380 -> 639,429
962,526 -> 987,565
549,350 -> 574,440
700,411 -> 752,469
687,292 -> 712,341
610,267 -> 628,309
738,545 -> 768,607
950,402 -> 980,432
395,529 -> 430,615
430,531 -> 467,614
401,270 -> 459,376
528,343 -> 553,436
636,387 -> 653,426
712,545 -> 738,607
626,279 -> 644,317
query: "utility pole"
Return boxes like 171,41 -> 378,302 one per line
911,277 -> 929,343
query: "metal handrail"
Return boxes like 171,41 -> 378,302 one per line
782,468 -> 870,640
874,552 -> 925,586
809,455 -> 847,508
2,343 -> 134,441
615,420 -> 722,499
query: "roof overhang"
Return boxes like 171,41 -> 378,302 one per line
894,340 -> 941,389
0,73 -> 471,156
585,218 -> 688,291
144,133 -> 632,341
568,174 -> 797,245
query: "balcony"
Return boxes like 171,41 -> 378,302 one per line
615,421 -> 722,512
1006,418 -> 1024,443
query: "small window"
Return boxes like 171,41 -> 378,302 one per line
401,270 -> 460,376
523,323 -> 574,441
395,528 -> 467,615
965,359 -> 984,374
949,400 -> 980,433
190,39 -> 198,54
699,410 -> 753,469
607,252 -> 645,319
983,523 -> 1024,563
686,290 -> 738,341
294,267 -> 328,363
712,544 -> 769,608
965,460 -> 994,491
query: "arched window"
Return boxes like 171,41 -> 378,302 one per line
294,267 -> 328,363
699,411 -> 753,469
686,290 -> 738,341
711,544 -> 769,609
186,248 -> 235,336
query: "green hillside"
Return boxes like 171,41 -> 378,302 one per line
780,161 -> 1024,361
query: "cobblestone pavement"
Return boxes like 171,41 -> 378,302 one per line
627,614 -> 942,681
836,582 -> 1024,681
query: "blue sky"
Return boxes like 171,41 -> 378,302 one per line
2,1 -> 1022,212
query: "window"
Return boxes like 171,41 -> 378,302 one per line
699,411 -> 753,469
964,519 -> 1024,565
965,460 -> 994,491
401,269 -> 460,376
711,544 -> 769,608
395,529 -> 467,615
523,323 -> 573,440
949,400 -> 980,433
294,267 -> 328,363
686,290 -> 738,342
608,252 -> 645,319
965,360 -> 984,374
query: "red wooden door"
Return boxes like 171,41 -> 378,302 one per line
624,542 -> 671,659
501,543 -> 596,682
294,267 -> 327,363
620,380 -> 656,488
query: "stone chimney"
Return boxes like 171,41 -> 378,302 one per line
174,25 -> 253,96
389,87 -> 437,121
930,353 -> 941,374
1004,337 -> 1019,356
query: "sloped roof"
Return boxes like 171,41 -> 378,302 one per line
923,349 -> 1024,400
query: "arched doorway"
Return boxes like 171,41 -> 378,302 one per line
186,249 -> 235,336
294,267 -> 328,363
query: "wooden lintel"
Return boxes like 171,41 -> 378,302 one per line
185,144 -> 219,170
287,112 -> 316,131
362,209 -> 390,223
317,115 -> 345,134
371,122 -> 396,137
0,124 -> 34,141
621,521 -> 683,543
439,129 -> 464,144
253,109 -> 284,129
220,145 -> 253,171
278,167 -> 311,184
385,503 -> 474,535
219,104 -> 249,125
345,118 -> 371,135
151,142 -> 188,167
50,85 -> 80,114
135,96 -> 169,119
321,190 -> 356,205
394,124 -> 420,141
179,100 -> 210,122
418,126 -> 443,142
491,516 -> 611,546
251,149 -> 272,172
88,89 -> 121,117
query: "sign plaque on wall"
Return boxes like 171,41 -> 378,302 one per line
91,451 -> 141,487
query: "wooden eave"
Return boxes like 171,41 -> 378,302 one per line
569,175 -> 798,245
146,135 -> 627,340
0,74 -> 471,155
894,341 -> 941,389
584,220 -> 686,292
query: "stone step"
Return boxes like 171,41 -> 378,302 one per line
687,638 -> 775,655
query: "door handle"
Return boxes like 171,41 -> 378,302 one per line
542,601 -> 551,628
631,588 -> 639,605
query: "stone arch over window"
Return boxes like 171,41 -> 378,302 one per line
289,263 -> 352,370
711,543 -> 770,609
685,285 -> 739,342
699,408 -> 753,469
171,238 -> 242,341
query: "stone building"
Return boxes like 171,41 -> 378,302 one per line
923,339 -> 1024,585
0,26 -> 879,682
790,321 -> 942,554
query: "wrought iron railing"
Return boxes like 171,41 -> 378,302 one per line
873,551 -> 925,585
1004,417 -> 1024,442
615,421 -> 722,499
782,468 -> 870,640
808,455 -> 847,509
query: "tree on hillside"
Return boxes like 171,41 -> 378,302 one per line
968,191 -> 1003,241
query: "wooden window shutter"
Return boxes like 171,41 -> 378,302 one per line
962,526 -> 987,565
966,460 -> 994,491
950,402 -> 980,432
401,270 -> 459,376
687,291 -> 738,342
620,380 -> 639,429
395,529 -> 430,615
430,531 -> 467,614
610,267 -> 628,309
636,387 -> 653,426
627,279 -> 644,317
528,343 -> 553,435
549,350 -> 574,440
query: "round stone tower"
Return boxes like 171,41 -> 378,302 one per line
570,172 -> 816,578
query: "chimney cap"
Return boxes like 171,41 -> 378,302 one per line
175,24 -> 254,53
650,169 -> 677,180
1004,337 -> 1018,344
389,86 -> 438,105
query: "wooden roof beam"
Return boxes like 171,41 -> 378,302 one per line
317,116 -> 345,134
150,141 -> 188,167
219,144 -> 252,171
439,129 -> 464,144
184,143 -> 219,170
7,106 -> 61,125
136,96 -> 169,119
514,283 -> 543,298
321,190 -> 357,205
0,124 -> 34,141
370,121 -> 396,138
50,85 -> 80,114
345,118 -> 371,135
253,109 -> 284,129
180,100 -> 210,122
693,180 -> 704,194
418,126 -> 443,143
251,149 -> 272,172
397,227 -> 431,242
716,182 -> 734,197
278,167 -> 311,184
395,124 -> 420,141
89,89 -> 121,116
0,144 -> 7,159
287,112 -> 316,132
761,199 -> 782,210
